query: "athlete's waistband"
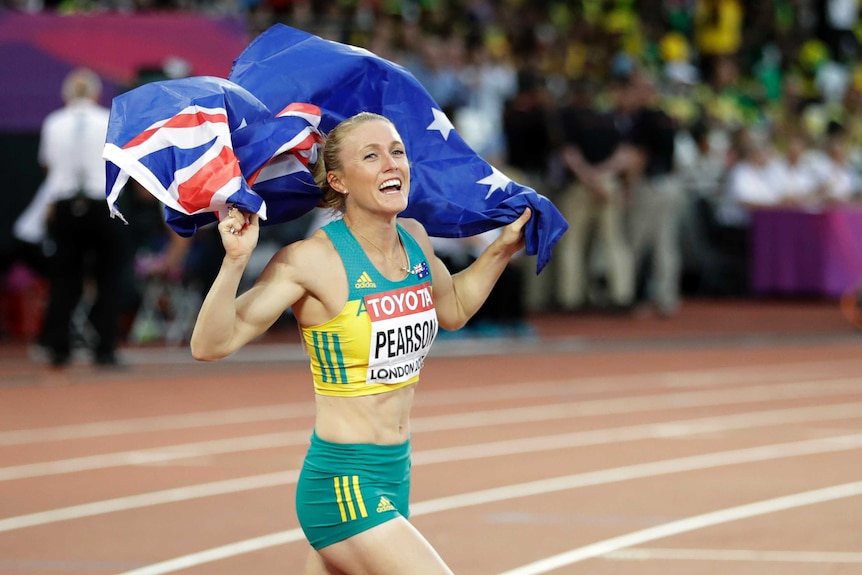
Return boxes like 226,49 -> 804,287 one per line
307,430 -> 411,476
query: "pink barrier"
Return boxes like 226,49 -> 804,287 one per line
751,207 -> 862,298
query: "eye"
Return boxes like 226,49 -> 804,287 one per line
392,149 -> 405,157
363,152 -> 378,160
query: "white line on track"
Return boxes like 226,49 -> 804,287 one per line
2,404 -> 861,533
0,471 -> 297,534
110,434 -> 862,575
603,547 -> 862,564
2,384 -> 861,482
497,481 -> 862,575
2,361 -> 859,446
0,404 -> 314,447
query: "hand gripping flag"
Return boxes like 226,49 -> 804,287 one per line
229,24 -> 567,273
103,76 -> 324,235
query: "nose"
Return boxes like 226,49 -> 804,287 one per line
382,153 -> 400,171
387,151 -> 402,166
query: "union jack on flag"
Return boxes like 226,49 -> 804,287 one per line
104,25 -> 567,272
104,76 -> 324,235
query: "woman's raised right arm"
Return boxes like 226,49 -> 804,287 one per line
190,209 -> 308,361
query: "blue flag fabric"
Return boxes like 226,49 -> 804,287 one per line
104,24 -> 567,272
229,25 -> 567,273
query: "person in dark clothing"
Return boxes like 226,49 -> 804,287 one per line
625,72 -> 684,316
37,68 -> 127,367
584,71 -> 684,316
502,69 -> 553,179
554,80 -> 634,311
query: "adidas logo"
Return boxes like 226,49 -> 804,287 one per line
354,271 -> 377,289
377,496 -> 395,513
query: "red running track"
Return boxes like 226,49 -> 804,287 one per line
0,299 -> 860,574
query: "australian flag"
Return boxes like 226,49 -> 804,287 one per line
104,24 -> 567,272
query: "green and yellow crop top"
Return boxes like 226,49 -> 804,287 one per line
301,219 -> 438,397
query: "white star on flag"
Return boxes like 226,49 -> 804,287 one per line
477,166 -> 512,200
426,107 -> 455,140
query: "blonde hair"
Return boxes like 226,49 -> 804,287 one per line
311,112 -> 394,212
61,68 -> 102,104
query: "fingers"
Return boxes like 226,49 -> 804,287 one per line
223,206 -> 255,236
497,208 -> 531,254
509,207 -> 532,232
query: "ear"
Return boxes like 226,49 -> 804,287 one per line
328,174 -> 347,194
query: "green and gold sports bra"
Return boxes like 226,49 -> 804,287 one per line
301,219 -> 438,397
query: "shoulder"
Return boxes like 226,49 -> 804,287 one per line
397,217 -> 435,253
396,217 -> 430,243
261,229 -> 343,298
272,228 -> 338,271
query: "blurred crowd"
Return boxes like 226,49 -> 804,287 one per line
3,0 -> 862,346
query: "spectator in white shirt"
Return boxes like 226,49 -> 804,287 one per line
718,127 -> 787,227
813,121 -> 861,204
33,68 -> 127,368
776,131 -> 824,208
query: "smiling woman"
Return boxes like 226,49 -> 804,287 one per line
188,110 -> 531,575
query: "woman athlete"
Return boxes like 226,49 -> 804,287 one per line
190,112 -> 530,574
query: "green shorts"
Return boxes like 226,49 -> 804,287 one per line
296,431 -> 412,550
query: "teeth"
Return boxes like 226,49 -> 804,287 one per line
379,179 -> 402,190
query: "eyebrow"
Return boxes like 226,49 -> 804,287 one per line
357,141 -> 405,155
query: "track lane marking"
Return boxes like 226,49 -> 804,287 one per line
108,434 -> 862,575
2,406 -> 861,533
603,547 -> 862,563
2,384 -> 861,481
497,481 -> 862,574
3,363 -> 859,446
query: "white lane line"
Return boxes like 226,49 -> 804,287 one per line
4,359 -> 859,446
497,481 -> 862,575
111,434 -> 862,575
2,396 -> 861,482
604,547 -> 862,563
412,401 -> 862,464
413,380 -> 862,434
0,404 -> 314,447
2,410 -> 861,535
0,431 -> 308,482
0,471 -> 298,533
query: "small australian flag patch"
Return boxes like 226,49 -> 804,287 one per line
412,261 -> 430,279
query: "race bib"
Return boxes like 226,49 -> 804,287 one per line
364,281 -> 437,384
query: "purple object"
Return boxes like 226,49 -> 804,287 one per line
751,207 -> 862,298
0,12 -> 248,132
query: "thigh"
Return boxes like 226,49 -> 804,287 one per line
305,548 -> 346,575
318,516 -> 454,575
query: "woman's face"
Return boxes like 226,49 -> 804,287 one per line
336,119 -> 410,216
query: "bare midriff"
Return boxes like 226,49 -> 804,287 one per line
313,383 -> 416,445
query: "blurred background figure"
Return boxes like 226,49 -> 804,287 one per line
554,78 -> 634,313
711,126 -> 785,295
624,70 -> 684,318
814,121 -> 862,205
30,68 -> 126,367
501,68 -> 556,313
675,115 -> 731,295
694,0 -> 744,87
774,129 -> 823,208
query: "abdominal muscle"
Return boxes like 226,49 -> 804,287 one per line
313,383 -> 416,445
